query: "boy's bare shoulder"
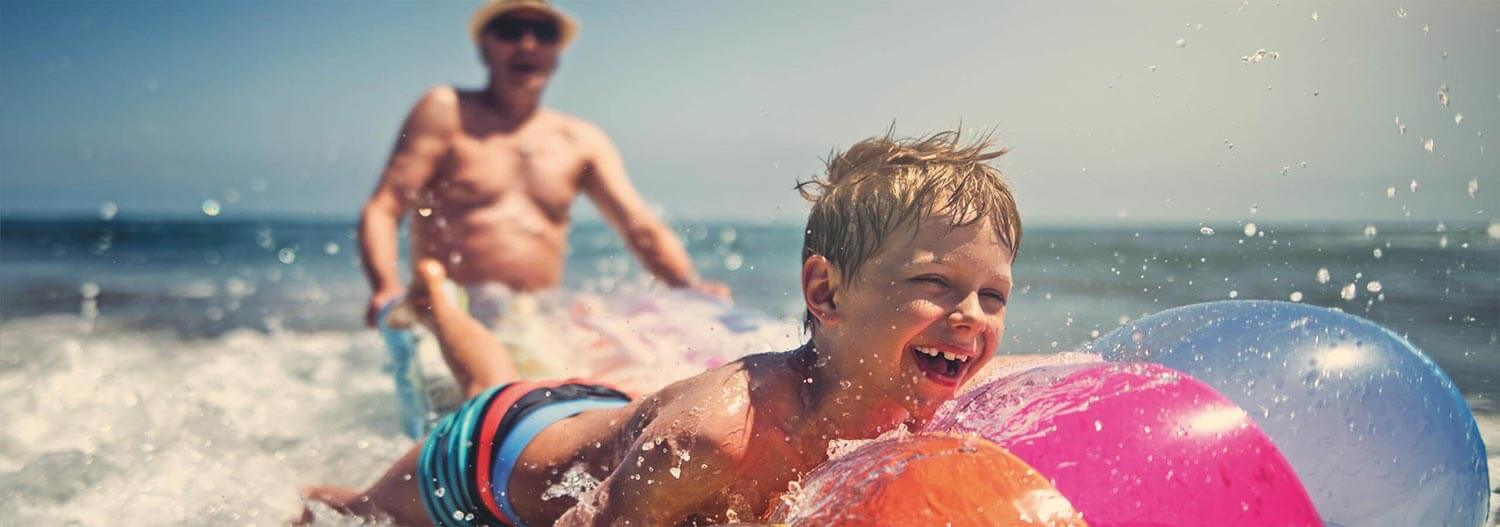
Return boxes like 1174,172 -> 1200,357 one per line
633,352 -> 787,463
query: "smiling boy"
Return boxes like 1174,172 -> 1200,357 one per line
300,130 -> 1022,526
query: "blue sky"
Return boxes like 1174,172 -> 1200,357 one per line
1,0 -> 1495,224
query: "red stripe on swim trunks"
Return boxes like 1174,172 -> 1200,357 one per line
474,380 -> 569,523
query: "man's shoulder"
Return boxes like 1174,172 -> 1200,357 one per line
539,109 -> 609,145
407,85 -> 463,132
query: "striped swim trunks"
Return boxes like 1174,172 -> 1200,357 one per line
417,380 -> 631,527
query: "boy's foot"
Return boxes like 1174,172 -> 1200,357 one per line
408,258 -> 452,325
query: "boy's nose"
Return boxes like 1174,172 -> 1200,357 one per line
947,292 -> 984,331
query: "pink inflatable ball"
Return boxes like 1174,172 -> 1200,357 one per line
770,435 -> 1087,527
927,362 -> 1322,527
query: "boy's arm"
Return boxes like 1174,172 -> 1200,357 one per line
557,429 -> 743,526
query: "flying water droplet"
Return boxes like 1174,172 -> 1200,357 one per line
1396,7 -> 1408,19
1316,267 -> 1332,284
1373,248 -> 1383,259
1423,138 -> 1435,153
1199,226 -> 1216,236
1467,178 -> 1479,197
1229,290 -> 1239,299
1366,281 -> 1383,293
201,200 -> 221,217
1289,291 -> 1304,302
1386,186 -> 1397,199
1241,49 -> 1280,64
1363,225 -> 1378,238
1310,11 -> 1319,21
1455,113 -> 1464,125
1340,283 -> 1358,301
1409,179 -> 1419,193
1243,223 -> 1258,237
1438,86 -> 1450,107
1175,38 -> 1187,48
417,207 -> 433,217
99,202 -> 118,221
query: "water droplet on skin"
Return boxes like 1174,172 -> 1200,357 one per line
1340,283 -> 1358,301
1366,281 -> 1383,293
417,207 -> 433,217
201,199 -> 221,217
1316,267 -> 1332,284
669,467 -> 682,479
1290,291 -> 1304,302
434,487 -> 445,498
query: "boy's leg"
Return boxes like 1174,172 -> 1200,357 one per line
410,259 -> 520,398
299,446 -> 432,526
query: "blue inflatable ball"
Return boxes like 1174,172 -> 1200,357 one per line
1087,300 -> 1488,527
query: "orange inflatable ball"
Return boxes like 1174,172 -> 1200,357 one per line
770,435 -> 1087,527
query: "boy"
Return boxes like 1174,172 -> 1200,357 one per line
300,130 -> 1022,526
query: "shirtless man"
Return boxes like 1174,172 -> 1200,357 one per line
360,0 -> 724,328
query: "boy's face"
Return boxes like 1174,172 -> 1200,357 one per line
821,214 -> 1013,419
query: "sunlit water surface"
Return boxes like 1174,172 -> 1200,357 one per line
2,219 -> 1495,525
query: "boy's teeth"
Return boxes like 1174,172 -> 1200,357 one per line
917,346 -> 940,357
942,351 -> 957,361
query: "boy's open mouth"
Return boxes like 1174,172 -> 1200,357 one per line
910,345 -> 972,386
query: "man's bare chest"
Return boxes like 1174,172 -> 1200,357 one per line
432,134 -> 589,209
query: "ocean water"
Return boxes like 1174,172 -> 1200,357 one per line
1,217 -> 1496,525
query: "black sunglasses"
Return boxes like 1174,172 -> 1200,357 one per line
486,16 -> 561,45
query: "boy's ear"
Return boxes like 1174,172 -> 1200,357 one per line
802,255 -> 840,325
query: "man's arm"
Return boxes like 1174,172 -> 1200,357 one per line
359,87 -> 455,326
577,124 -> 729,298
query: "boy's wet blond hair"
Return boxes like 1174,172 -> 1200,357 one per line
798,129 -> 1022,332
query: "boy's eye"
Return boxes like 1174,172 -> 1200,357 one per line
982,290 -> 1008,306
913,275 -> 948,287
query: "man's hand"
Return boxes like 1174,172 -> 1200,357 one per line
365,287 -> 405,328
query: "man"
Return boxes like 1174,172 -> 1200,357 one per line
360,0 -> 726,329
